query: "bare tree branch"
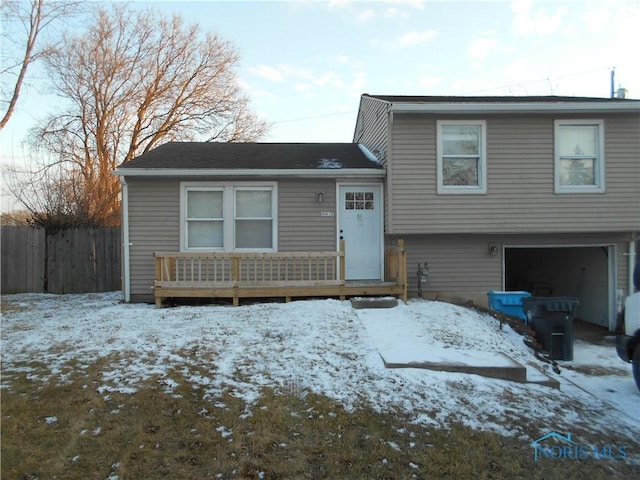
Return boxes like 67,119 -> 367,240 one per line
0,0 -> 81,130
15,4 -> 268,227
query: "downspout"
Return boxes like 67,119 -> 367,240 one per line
630,236 -> 637,295
386,107 -> 394,235
120,176 -> 131,302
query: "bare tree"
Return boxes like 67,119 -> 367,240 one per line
0,209 -> 32,226
0,0 -> 79,130
3,157 -> 92,230
26,4 -> 268,226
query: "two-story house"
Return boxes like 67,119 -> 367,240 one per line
353,94 -> 640,330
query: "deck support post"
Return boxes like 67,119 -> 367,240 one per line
339,239 -> 346,283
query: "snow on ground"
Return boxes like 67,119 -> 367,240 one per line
1,292 -> 638,443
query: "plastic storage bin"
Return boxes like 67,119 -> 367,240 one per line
522,297 -> 579,361
487,291 -> 532,320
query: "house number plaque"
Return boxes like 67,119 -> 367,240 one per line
320,211 -> 335,217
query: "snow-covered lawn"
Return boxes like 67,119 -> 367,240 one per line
1,292 -> 638,444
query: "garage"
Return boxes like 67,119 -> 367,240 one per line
504,246 -> 615,329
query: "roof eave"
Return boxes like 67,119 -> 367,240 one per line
113,168 -> 386,178
389,101 -> 640,114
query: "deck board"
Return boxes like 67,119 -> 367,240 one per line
154,281 -> 406,307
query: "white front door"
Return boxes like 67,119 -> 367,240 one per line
338,184 -> 383,280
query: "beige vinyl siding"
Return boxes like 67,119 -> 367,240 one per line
393,232 -> 631,304
126,177 -> 340,301
278,179 -> 336,251
388,112 -> 640,234
127,178 -> 180,300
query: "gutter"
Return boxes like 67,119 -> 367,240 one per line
119,176 -> 131,302
113,168 -> 386,178
389,101 -> 640,114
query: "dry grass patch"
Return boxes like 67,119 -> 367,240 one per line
2,357 -> 638,479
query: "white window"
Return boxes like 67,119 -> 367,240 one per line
234,188 -> 273,249
554,120 -> 605,193
185,188 -> 224,249
437,120 -> 487,194
181,183 -> 277,251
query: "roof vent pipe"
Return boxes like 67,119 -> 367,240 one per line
616,87 -> 628,99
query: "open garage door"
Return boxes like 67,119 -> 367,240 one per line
504,246 -> 616,329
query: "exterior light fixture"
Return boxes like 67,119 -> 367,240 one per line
316,192 -> 324,203
488,244 -> 498,256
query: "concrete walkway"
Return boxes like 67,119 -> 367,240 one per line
354,300 -> 558,388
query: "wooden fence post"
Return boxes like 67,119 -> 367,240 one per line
397,239 -> 408,303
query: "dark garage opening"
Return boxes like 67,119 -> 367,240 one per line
505,246 -> 611,328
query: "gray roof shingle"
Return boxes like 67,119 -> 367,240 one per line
118,142 -> 383,171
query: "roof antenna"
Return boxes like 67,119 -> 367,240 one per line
610,67 -> 615,98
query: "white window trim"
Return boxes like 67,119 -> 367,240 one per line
436,120 -> 487,194
554,119 -> 605,194
180,181 -> 278,252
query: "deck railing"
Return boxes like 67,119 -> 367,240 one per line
155,240 -> 346,288
385,239 -> 408,301
153,239 -> 407,306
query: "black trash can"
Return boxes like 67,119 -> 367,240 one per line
522,297 -> 579,361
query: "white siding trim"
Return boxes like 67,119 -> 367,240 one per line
390,101 -> 639,114
115,168 -> 385,178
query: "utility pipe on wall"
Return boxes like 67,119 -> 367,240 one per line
630,237 -> 637,295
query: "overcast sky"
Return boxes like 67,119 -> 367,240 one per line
1,0 -> 639,173
176,0 -> 639,143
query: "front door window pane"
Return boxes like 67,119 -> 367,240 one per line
345,191 -> 374,210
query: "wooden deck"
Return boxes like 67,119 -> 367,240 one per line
154,240 -> 407,306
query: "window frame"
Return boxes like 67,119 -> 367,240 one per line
554,119 -> 605,194
180,182 -> 278,252
436,120 -> 487,194
184,186 -> 225,250
233,186 -> 275,250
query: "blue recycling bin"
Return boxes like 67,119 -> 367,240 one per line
487,290 -> 532,320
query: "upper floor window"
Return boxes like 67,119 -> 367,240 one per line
182,182 -> 277,251
437,120 -> 487,194
554,120 -> 605,193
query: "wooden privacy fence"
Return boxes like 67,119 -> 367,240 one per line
0,226 -> 121,294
